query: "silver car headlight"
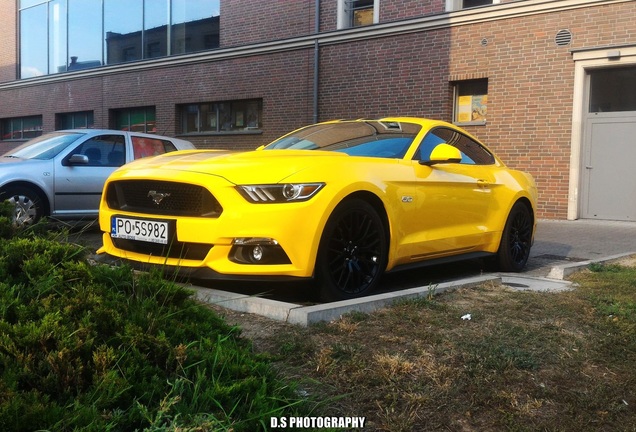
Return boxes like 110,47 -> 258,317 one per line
236,183 -> 325,203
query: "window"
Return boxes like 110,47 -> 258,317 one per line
112,107 -> 156,133
56,111 -> 94,130
19,0 -> 220,78
446,0 -> 499,11
1,116 -> 43,140
453,79 -> 488,125
64,135 -> 126,167
132,136 -> 177,159
338,0 -> 378,29
589,66 -> 636,113
414,127 -> 495,165
180,100 -> 262,134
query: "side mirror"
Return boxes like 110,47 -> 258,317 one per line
420,143 -> 462,166
68,154 -> 89,165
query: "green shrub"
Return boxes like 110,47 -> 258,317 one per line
0,234 -> 308,431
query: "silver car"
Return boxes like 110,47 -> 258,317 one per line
0,129 -> 195,226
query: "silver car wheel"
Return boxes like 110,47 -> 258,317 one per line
8,194 -> 38,227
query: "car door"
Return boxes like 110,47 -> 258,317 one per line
398,127 -> 499,260
53,133 -> 128,217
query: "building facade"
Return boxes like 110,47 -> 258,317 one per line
1,0 -> 636,221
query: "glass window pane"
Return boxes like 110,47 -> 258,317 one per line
171,0 -> 220,55
145,0 -> 169,58
463,0 -> 493,8
455,79 -> 488,123
20,4 -> 48,78
68,0 -> 103,71
589,67 -> 636,113
105,0 -> 143,64
20,0 -> 45,9
49,0 -> 67,73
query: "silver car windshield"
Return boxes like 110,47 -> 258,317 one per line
5,132 -> 84,160
264,121 -> 422,159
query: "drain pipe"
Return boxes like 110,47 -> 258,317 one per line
313,0 -> 320,124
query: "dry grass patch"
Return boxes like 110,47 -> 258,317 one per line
215,264 -> 636,431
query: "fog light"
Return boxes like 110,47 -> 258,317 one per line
229,238 -> 292,265
252,245 -> 264,261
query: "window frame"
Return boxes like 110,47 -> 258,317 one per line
179,99 -> 263,135
446,0 -> 500,12
452,79 -> 488,126
1,116 -> 43,141
337,0 -> 379,30
111,107 -> 157,134
56,111 -> 95,130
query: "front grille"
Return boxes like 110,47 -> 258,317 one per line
112,237 -> 212,261
106,180 -> 222,217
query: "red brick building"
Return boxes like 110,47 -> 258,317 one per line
1,0 -> 636,220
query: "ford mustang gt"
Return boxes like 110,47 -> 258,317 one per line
97,117 -> 537,301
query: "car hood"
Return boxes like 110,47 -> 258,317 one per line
126,149 -> 349,184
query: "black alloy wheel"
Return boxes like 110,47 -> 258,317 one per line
498,201 -> 533,272
316,198 -> 388,302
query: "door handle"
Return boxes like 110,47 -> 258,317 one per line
477,179 -> 491,188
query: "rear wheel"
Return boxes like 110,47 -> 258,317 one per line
2,186 -> 44,228
315,199 -> 388,302
497,201 -> 533,272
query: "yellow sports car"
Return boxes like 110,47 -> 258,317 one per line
98,117 -> 537,301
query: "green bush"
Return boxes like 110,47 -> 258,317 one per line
0,233 -> 308,431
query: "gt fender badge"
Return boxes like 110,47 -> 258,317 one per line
401,196 -> 413,203
148,190 -> 171,205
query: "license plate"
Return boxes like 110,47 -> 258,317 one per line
111,216 -> 170,244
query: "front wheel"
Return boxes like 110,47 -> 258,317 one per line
2,186 -> 44,228
497,201 -> 533,272
315,199 -> 388,302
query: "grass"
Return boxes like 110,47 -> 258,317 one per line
255,262 -> 636,431
0,202 -> 319,431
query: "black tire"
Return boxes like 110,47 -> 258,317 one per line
497,201 -> 533,272
2,186 -> 44,228
315,199 -> 388,302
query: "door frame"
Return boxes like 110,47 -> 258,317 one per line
568,45 -> 636,219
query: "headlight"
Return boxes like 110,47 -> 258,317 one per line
236,183 -> 324,203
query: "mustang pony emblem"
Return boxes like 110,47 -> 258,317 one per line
147,190 -> 171,205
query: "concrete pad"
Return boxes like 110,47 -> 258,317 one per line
500,274 -> 574,292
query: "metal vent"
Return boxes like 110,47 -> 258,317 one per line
555,29 -> 572,47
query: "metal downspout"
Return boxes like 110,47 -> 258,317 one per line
313,0 -> 320,124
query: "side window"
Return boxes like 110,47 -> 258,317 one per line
132,136 -> 175,159
70,135 -> 126,167
414,128 -> 494,165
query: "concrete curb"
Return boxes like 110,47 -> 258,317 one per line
191,275 -> 500,326
546,252 -> 636,280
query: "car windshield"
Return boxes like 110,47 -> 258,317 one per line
4,132 -> 84,160
264,121 -> 422,159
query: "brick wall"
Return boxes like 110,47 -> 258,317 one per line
318,30 -> 453,120
447,1 -> 636,218
0,1 -> 16,83
221,0 -> 316,46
